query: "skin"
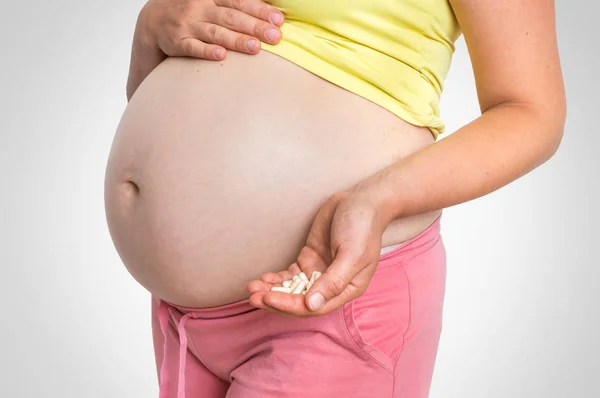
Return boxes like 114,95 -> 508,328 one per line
127,0 -> 284,100
125,0 -> 565,316
117,0 -> 445,309
109,47 -> 444,307
246,0 -> 566,316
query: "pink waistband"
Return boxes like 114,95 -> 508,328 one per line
378,213 -> 441,264
164,296 -> 255,319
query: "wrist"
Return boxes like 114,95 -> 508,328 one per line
127,8 -> 165,101
134,3 -> 159,50
350,169 -> 400,228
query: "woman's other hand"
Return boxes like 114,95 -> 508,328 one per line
247,189 -> 389,317
127,0 -> 284,100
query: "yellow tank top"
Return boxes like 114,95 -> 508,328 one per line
261,0 -> 461,138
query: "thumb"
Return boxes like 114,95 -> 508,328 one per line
306,248 -> 359,311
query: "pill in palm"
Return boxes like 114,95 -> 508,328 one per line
292,280 -> 307,294
270,271 -> 322,295
299,272 -> 309,282
306,280 -> 313,291
289,278 -> 301,292
271,286 -> 292,293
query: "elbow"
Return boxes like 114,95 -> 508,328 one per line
546,123 -> 564,160
541,101 -> 567,162
520,95 -> 566,165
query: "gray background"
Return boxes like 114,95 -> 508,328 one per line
1,1 -> 598,397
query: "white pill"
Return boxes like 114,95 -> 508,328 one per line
314,271 -> 322,280
309,272 -> 317,284
299,272 -> 309,282
292,280 -> 307,294
289,278 -> 301,292
306,280 -> 314,291
293,275 -> 300,281
271,286 -> 291,293
282,280 -> 292,288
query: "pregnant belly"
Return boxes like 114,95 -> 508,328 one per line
104,51 -> 438,307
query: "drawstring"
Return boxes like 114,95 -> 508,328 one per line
157,300 -> 193,398
177,313 -> 193,397
158,301 -> 171,398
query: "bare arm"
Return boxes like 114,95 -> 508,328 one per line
356,0 -> 566,224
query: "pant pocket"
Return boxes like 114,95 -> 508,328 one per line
342,261 -> 411,373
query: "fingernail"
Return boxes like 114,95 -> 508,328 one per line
213,48 -> 225,59
270,12 -> 284,26
246,39 -> 259,52
308,293 -> 325,311
265,28 -> 279,43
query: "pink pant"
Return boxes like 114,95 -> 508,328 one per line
152,216 -> 446,398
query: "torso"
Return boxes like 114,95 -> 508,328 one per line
104,51 -> 441,308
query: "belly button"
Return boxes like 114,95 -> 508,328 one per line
119,180 -> 140,201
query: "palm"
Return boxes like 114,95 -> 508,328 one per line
247,192 -> 384,316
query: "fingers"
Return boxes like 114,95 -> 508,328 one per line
303,193 -> 347,264
249,292 -> 299,317
249,238 -> 363,316
263,290 -> 306,312
146,0 -> 284,62
176,37 -> 227,60
281,262 -> 303,279
248,261 -> 304,294
250,282 -> 344,317
250,289 -> 312,316
247,279 -> 300,316
206,6 -> 282,45
247,279 -> 272,293
304,248 -> 362,311
248,252 -> 372,316
248,262 -> 323,316
215,0 -> 285,26
296,246 -> 328,276
192,23 -> 263,56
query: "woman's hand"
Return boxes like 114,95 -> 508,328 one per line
127,0 -> 284,100
247,188 -> 389,317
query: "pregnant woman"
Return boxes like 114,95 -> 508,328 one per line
104,0 -> 565,396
